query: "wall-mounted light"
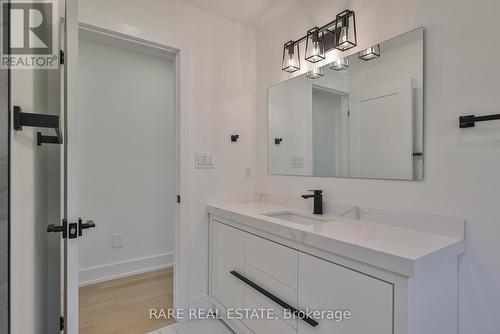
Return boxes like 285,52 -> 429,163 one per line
281,9 -> 357,73
358,44 -> 381,61
282,40 -> 300,73
333,10 -> 357,51
329,57 -> 349,71
305,27 -> 325,63
307,67 -> 324,79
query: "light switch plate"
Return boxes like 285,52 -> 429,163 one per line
194,153 -> 215,169
244,166 -> 252,179
291,155 -> 304,168
112,233 -> 124,248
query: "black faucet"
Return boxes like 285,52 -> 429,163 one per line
301,190 -> 323,215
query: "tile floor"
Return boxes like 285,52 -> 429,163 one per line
149,319 -> 233,334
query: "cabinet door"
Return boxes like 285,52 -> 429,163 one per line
298,253 -> 393,334
211,221 -> 245,310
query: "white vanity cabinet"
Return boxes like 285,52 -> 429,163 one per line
208,202 -> 464,334
210,220 -> 394,334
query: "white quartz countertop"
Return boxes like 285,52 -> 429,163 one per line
207,201 -> 465,277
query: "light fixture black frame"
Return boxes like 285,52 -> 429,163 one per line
281,9 -> 356,72
332,9 -> 357,51
329,57 -> 349,71
306,67 -> 325,79
282,40 -> 300,73
358,44 -> 381,61
305,27 -> 325,63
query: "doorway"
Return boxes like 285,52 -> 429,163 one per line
76,26 -> 178,333
312,86 -> 348,177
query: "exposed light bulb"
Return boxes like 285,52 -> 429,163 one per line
313,42 -> 320,56
338,27 -> 347,46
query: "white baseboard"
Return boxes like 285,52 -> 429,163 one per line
79,252 -> 174,286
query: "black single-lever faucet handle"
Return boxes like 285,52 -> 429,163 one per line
302,190 -> 323,215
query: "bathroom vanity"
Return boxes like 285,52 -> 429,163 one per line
208,201 -> 465,334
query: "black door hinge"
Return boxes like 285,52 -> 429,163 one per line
60,316 -> 64,331
177,195 -> 181,203
59,50 -> 65,65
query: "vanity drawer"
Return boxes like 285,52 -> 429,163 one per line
243,292 -> 297,334
211,221 -> 245,310
245,233 -> 298,288
244,263 -> 298,329
297,253 -> 393,334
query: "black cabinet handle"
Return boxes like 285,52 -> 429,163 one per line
230,270 -> 319,327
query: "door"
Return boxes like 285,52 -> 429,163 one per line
312,87 -> 348,177
63,1 -> 89,333
348,78 -> 413,179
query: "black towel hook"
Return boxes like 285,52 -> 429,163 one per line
13,105 -> 63,146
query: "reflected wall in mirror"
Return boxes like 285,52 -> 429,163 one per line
268,28 -> 423,180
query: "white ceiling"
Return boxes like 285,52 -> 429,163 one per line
180,0 -> 299,28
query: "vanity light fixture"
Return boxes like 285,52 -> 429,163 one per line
358,44 -> 381,61
329,57 -> 349,71
305,27 -> 325,63
307,67 -> 324,79
332,10 -> 357,51
282,40 -> 300,73
281,9 -> 357,73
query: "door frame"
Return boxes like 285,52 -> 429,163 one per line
75,22 -> 185,309
0,2 -> 10,333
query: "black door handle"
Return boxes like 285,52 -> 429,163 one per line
78,219 -> 96,236
47,219 -> 68,239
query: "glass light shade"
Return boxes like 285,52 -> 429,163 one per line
305,27 -> 325,63
306,67 -> 324,79
358,44 -> 381,61
333,10 -> 357,51
329,57 -> 349,71
282,40 -> 300,72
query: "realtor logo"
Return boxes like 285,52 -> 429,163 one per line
1,0 -> 58,69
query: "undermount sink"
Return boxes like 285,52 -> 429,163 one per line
263,211 -> 328,225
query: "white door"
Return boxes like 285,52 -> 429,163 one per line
63,1 -> 86,333
348,78 -> 413,179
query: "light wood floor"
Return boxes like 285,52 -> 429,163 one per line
79,268 -> 175,334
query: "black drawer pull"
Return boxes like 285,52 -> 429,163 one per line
230,270 -> 319,327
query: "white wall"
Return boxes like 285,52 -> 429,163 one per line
79,0 -> 256,307
77,37 -> 177,284
256,0 -> 500,333
268,75 -> 312,175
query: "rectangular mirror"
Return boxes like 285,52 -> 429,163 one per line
268,28 -> 423,180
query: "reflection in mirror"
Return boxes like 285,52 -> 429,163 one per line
268,28 -> 423,180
